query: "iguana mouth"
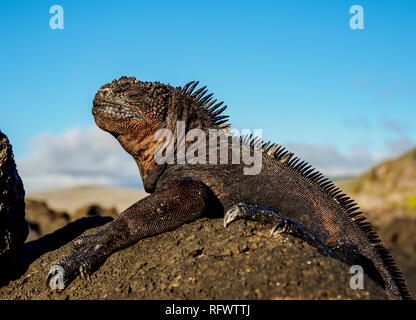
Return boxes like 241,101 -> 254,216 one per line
92,100 -> 136,120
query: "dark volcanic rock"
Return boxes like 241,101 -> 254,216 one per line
71,204 -> 118,221
378,216 -> 416,296
0,218 -> 388,300
25,201 -> 117,242
0,131 -> 28,265
25,200 -> 70,242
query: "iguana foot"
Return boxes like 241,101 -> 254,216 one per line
47,260 -> 93,290
224,202 -> 282,228
224,202 -> 335,257
47,229 -> 111,290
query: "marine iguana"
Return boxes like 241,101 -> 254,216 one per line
47,76 -> 411,299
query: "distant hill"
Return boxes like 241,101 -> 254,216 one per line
337,147 -> 416,214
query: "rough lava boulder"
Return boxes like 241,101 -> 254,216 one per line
0,131 -> 28,267
0,218 -> 388,300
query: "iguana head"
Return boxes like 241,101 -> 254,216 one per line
92,76 -> 229,192
93,76 -> 170,138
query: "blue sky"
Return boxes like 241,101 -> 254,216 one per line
1,0 -> 415,191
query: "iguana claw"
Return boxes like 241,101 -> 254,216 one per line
270,219 -> 302,236
224,204 -> 244,228
270,222 -> 286,236
47,265 -> 65,290
79,262 -> 91,281
224,202 -> 336,258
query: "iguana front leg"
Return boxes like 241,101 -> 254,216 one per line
47,179 -> 213,290
224,202 -> 335,257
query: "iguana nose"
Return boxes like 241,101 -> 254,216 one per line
93,88 -> 111,106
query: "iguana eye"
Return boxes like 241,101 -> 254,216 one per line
100,87 -> 111,96
126,91 -> 143,100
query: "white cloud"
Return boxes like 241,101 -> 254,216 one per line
285,138 -> 414,178
284,143 -> 376,178
17,127 -> 140,192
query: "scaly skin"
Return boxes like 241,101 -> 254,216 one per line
47,77 -> 411,299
